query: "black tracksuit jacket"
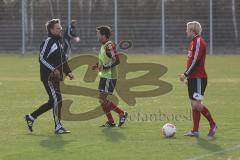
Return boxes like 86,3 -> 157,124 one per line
39,33 -> 71,81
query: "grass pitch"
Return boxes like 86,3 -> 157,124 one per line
0,53 -> 239,160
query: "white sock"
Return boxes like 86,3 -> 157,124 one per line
28,114 -> 35,121
55,124 -> 62,130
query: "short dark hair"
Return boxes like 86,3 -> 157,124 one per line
96,26 -> 111,39
45,19 -> 60,33
71,20 -> 77,25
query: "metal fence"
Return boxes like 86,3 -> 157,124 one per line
0,0 -> 239,54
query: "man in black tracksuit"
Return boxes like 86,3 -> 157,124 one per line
25,19 -> 74,134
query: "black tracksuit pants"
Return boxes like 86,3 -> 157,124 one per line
31,80 -> 62,130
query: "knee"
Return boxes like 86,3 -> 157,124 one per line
48,98 -> 62,107
48,99 -> 54,106
99,97 -> 110,108
192,103 -> 203,112
98,97 -> 104,106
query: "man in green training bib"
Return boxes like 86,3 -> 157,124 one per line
92,26 -> 128,127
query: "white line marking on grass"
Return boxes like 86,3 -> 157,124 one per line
186,144 -> 240,160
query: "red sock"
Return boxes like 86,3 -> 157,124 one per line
102,106 -> 114,123
192,108 -> 201,132
201,106 -> 215,126
109,102 -> 124,115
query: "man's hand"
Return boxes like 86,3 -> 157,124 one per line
53,69 -> 61,80
91,62 -> 103,71
49,69 -> 61,81
179,73 -> 187,82
67,72 -> 74,80
98,64 -> 103,72
91,62 -> 99,70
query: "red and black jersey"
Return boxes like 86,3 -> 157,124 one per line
105,41 -> 118,58
184,35 -> 207,80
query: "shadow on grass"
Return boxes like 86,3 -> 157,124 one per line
25,133 -> 73,150
197,137 -> 224,154
40,134 -> 73,150
101,127 -> 126,142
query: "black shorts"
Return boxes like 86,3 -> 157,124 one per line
188,78 -> 207,101
98,77 -> 117,94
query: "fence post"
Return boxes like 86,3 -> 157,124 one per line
161,0 -> 165,55
21,0 -> 26,54
68,0 -> 71,27
209,0 -> 213,55
114,0 -> 118,44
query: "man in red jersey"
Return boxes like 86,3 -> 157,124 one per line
179,21 -> 217,138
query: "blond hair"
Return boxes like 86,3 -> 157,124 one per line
187,21 -> 202,35
45,19 -> 60,33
